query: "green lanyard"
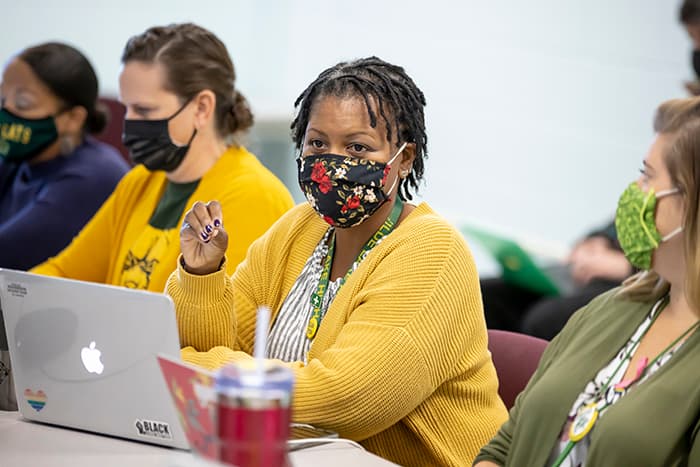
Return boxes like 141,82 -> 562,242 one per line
305,198 -> 404,340
552,296 -> 700,467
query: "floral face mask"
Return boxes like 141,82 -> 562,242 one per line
297,142 -> 407,228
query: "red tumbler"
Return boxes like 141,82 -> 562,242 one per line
216,364 -> 293,467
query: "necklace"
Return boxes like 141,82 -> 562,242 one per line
305,198 -> 404,340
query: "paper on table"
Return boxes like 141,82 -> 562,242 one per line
157,354 -> 218,460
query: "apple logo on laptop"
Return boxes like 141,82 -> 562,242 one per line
81,341 -> 104,375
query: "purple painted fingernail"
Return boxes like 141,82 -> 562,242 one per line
213,219 -> 221,228
205,224 -> 213,233
201,232 -> 209,240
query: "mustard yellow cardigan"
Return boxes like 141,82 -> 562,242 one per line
167,202 -> 507,466
31,146 -> 293,292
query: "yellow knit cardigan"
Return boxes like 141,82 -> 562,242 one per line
167,202 -> 507,466
32,145 -> 293,292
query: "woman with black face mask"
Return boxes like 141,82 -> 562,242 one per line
0,42 -> 129,271
31,23 -> 294,292
165,57 -> 508,466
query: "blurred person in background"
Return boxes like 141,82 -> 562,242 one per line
31,23 -> 294,292
0,42 -> 129,270
680,0 -> 700,95
481,221 -> 633,340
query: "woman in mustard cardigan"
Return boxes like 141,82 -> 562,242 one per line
167,57 -> 507,466
31,23 -> 293,291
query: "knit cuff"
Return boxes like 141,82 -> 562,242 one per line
175,254 -> 229,304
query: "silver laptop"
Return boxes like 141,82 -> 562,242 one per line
0,268 -> 189,449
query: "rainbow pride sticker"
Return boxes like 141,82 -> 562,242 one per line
24,389 -> 47,412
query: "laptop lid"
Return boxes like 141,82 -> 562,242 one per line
462,225 -> 566,296
0,298 -> 8,351
0,268 -> 188,449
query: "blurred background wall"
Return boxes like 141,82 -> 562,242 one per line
1,0 -> 691,253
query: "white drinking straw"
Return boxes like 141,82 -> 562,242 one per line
252,305 -> 271,386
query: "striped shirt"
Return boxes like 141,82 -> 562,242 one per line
266,228 -> 343,363
266,225 -> 390,363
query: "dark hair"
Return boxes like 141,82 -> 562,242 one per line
121,23 -> 253,138
290,56 -> 427,201
681,0 -> 700,24
19,42 -> 107,134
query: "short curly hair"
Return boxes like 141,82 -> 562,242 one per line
290,56 -> 428,201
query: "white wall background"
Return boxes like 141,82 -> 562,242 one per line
1,0 -> 692,252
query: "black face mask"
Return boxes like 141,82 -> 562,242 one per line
122,102 -> 196,172
693,49 -> 700,79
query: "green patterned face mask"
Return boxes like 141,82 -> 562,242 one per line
615,182 -> 682,270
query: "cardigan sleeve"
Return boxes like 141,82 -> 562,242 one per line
167,259 -> 237,352
166,204 -> 296,355
473,293 -> 601,466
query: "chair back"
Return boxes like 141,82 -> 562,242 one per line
488,329 -> 548,409
96,97 -> 130,163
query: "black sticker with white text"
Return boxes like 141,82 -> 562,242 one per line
134,419 -> 172,439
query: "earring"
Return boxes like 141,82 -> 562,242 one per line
59,135 -> 76,156
400,169 -> 410,179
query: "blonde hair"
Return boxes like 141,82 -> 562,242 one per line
619,97 -> 700,310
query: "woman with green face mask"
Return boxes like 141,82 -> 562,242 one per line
0,42 -> 129,270
475,97 -> 700,467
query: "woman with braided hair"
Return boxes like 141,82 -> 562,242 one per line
31,23 -> 293,292
169,56 -> 507,466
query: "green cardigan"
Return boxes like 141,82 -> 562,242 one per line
474,288 -> 700,466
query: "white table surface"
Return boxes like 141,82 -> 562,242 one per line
0,411 -> 397,467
